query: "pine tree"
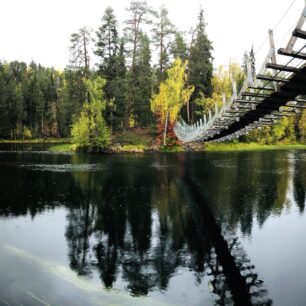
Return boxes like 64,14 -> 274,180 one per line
96,7 -> 118,66
133,33 -> 153,126
152,5 -> 175,83
171,32 -> 188,62
124,0 -> 155,128
69,27 -> 93,80
95,7 -> 127,131
242,51 -> 249,75
188,8 -> 213,122
111,39 -> 127,130
58,69 -> 87,137
249,46 -> 256,79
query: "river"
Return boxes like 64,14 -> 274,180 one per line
0,145 -> 305,306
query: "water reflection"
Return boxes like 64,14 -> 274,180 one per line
0,150 -> 305,305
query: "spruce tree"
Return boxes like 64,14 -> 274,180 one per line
133,33 -> 153,126
188,8 -> 213,122
242,51 -> 249,75
95,7 -> 126,131
249,46 -> 256,79
171,32 -> 188,62
124,0 -> 154,128
69,27 -> 93,80
152,5 -> 175,83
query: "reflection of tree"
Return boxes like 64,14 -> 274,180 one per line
65,196 -> 96,276
2,151 -> 305,305
293,152 -> 306,213
190,151 -> 292,235
182,174 -> 272,306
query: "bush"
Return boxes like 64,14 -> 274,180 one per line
71,77 -> 110,152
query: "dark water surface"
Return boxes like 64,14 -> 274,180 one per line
0,145 -> 305,306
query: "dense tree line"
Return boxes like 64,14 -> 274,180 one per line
0,1 -> 213,141
0,1 -> 304,145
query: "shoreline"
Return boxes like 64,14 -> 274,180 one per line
205,143 -> 306,152
1,139 -> 305,153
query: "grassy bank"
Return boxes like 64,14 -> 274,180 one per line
48,143 -> 184,153
6,131 -> 305,154
46,141 -> 306,153
48,144 -> 74,152
0,138 -> 71,144
205,142 -> 306,152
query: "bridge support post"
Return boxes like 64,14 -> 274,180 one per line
247,59 -> 254,86
285,1 -> 306,53
268,29 -> 280,92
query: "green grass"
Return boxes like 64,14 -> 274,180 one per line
48,144 -> 74,152
0,138 -> 71,144
162,145 -> 184,153
112,130 -> 153,146
205,142 -> 306,152
120,144 -> 146,152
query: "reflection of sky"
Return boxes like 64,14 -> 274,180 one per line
0,209 -> 181,306
0,150 -> 305,305
241,206 -> 306,306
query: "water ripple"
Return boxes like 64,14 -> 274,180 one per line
18,163 -> 107,172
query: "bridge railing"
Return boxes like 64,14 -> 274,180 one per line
174,1 -> 306,143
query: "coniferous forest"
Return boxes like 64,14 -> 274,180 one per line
0,1 -> 305,150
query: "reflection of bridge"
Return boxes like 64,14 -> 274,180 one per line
174,3 -> 306,143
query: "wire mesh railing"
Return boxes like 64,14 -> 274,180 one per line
174,1 -> 306,143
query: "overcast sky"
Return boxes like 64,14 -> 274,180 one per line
0,0 -> 304,70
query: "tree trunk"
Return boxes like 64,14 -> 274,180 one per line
83,34 -> 89,80
186,100 -> 190,123
163,112 -> 168,146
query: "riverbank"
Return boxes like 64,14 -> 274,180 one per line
1,132 -> 305,153
0,138 -> 70,144
48,143 -> 184,153
205,143 -> 306,152
47,142 -> 306,153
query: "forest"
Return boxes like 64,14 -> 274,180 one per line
0,1 -> 305,150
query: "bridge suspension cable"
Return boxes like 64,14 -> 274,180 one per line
174,2 -> 306,143
255,0 -> 298,56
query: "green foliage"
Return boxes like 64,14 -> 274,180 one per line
188,8 -> 213,121
1,2 -> 304,149
195,63 -> 244,118
152,5 -> 175,82
58,69 -> 87,137
48,144 -> 72,152
123,0 -> 155,128
71,77 -> 110,151
0,60 -> 62,139
95,7 -> 128,131
133,33 -> 153,127
171,32 -> 188,61
205,142 -> 306,152
121,144 -> 146,152
69,27 -> 93,79
113,130 -> 152,146
244,114 -> 302,144
161,145 -> 183,153
297,109 -> 306,142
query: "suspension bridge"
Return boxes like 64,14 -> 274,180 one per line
174,1 -> 306,143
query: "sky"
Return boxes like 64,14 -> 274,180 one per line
0,0 -> 304,70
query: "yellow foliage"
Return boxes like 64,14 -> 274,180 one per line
199,63 -> 245,116
151,58 -> 194,124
